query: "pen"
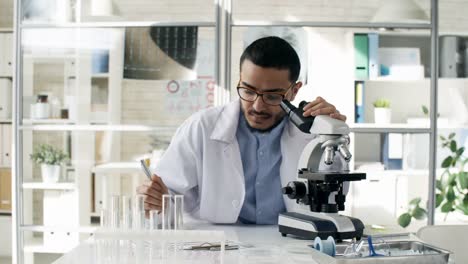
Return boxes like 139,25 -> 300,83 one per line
140,159 -> 152,180
182,243 -> 239,251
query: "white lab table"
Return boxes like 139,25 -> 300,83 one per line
52,223 -> 336,264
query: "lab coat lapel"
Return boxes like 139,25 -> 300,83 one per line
209,100 -> 245,220
210,100 -> 241,144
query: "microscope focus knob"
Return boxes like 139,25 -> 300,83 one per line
282,181 -> 307,200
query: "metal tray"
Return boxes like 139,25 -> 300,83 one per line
334,240 -> 450,264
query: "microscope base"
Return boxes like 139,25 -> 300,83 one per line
278,212 -> 364,240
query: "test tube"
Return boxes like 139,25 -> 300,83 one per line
149,209 -> 160,230
173,195 -> 184,230
121,195 -> 132,230
149,209 -> 162,263
132,195 -> 146,263
110,195 -> 120,229
162,194 -> 172,230
133,194 -> 146,230
98,208 -> 113,263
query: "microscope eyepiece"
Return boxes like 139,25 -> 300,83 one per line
280,100 -> 315,134
280,100 -> 295,115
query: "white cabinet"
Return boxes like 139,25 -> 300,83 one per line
349,174 -> 398,226
43,190 -> 79,249
0,33 -> 13,77
0,78 -> 12,119
348,170 -> 430,228
0,124 -> 12,168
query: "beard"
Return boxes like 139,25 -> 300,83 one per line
242,108 -> 286,133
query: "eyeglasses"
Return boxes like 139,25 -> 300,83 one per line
236,81 -> 295,106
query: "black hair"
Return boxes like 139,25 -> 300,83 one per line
239,36 -> 301,82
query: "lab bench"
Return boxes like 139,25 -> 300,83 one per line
52,224 -> 329,264
51,223 -> 450,264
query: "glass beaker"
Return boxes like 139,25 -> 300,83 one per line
162,194 -> 172,230
133,194 -> 146,230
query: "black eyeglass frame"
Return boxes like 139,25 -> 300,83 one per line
236,81 -> 296,106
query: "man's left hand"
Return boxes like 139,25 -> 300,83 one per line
301,96 -> 347,122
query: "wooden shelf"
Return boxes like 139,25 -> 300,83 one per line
363,77 -> 468,82
350,123 -> 468,133
19,124 -> 178,132
91,73 -> 109,78
20,21 -> 216,28
349,123 -> 430,133
353,166 -> 451,176
354,169 -> 429,176
22,119 -> 75,125
22,182 -> 76,190
23,54 -> 77,60
90,212 -> 100,217
359,30 -> 468,37
231,20 -> 431,29
92,162 -> 140,174
365,78 -> 426,82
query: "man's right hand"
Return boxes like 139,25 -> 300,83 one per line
136,174 -> 169,217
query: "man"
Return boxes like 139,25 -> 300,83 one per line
137,36 -> 346,224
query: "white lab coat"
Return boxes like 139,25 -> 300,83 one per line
154,100 -> 316,223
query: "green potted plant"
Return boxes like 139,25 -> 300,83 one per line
398,133 -> 468,227
373,98 -> 391,124
30,144 -> 69,183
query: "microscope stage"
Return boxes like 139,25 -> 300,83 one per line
298,171 -> 366,182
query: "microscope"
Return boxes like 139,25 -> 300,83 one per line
278,100 -> 366,240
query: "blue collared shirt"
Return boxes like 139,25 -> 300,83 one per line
236,112 -> 287,224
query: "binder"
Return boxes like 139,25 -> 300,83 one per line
439,35 -> 464,78
381,133 -> 403,170
354,81 -> 365,123
354,34 -> 369,80
464,39 -> 468,77
368,33 -> 379,79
